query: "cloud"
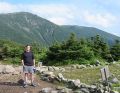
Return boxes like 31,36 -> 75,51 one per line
82,11 -> 116,28
0,2 -> 75,25
0,1 -> 119,36
27,4 -> 75,25
0,2 -> 18,13
28,4 -> 71,16
0,2 -> 117,27
48,17 -> 67,25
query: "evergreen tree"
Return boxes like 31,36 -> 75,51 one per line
90,35 -> 110,59
110,40 -> 120,61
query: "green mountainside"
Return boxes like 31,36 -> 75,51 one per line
0,12 -> 119,46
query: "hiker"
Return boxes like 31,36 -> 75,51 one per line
21,45 -> 36,88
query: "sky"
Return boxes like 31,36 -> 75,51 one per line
0,0 -> 120,37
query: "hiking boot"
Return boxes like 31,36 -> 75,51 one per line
31,83 -> 37,87
23,84 -> 28,88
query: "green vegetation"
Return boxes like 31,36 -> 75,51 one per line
0,12 -> 120,47
0,39 -> 47,65
44,33 -> 120,65
58,63 -> 120,85
0,33 -> 120,65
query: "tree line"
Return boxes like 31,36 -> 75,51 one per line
0,33 -> 120,65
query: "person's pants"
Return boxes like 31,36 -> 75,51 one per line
23,66 -> 34,73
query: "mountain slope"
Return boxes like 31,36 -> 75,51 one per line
0,12 -> 120,46
60,25 -> 120,45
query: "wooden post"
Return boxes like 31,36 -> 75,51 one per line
100,66 -> 110,81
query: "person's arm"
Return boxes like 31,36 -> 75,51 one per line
33,59 -> 35,67
32,53 -> 35,67
21,59 -> 24,66
21,53 -> 24,66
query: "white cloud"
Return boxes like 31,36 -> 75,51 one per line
48,17 -> 68,25
27,4 -> 75,25
82,11 -> 116,28
0,1 -> 119,37
0,2 -> 18,13
0,2 -> 75,25
0,2 -> 116,27
28,4 -> 71,16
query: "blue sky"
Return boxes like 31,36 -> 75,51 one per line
0,0 -> 120,37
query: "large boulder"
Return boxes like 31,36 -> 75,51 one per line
41,71 -> 55,82
0,65 -> 5,74
3,65 -> 15,74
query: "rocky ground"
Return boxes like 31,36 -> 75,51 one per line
0,64 -> 119,93
0,73 -> 56,93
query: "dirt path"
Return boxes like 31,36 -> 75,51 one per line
0,74 -> 56,93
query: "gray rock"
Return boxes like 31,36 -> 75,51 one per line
111,77 -> 119,84
90,85 -> 97,89
3,65 -> 15,74
48,66 -> 54,71
62,78 -> 68,83
0,65 -> 5,74
41,87 -> 53,93
76,65 -> 81,69
41,76 -> 49,81
12,71 -> 20,75
51,90 -> 58,93
59,88 -> 72,93
36,66 -> 48,73
42,71 -> 54,76
73,79 -> 81,87
95,60 -> 101,66
80,88 -> 90,93
53,66 -> 59,71
58,73 -> 64,79
97,88 -> 104,93
105,91 -> 109,93
56,86 -> 66,90
80,83 -> 90,88
59,68 -> 65,72
65,67 -> 72,70
79,65 -> 86,69
71,65 -> 77,69
73,90 -> 84,93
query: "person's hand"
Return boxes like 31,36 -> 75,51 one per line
34,65 -> 35,68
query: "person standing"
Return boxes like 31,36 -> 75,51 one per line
21,45 -> 36,88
